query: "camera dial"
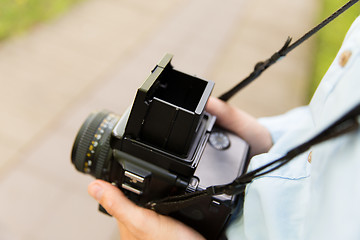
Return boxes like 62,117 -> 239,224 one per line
209,131 -> 231,150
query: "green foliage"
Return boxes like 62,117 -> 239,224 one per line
309,0 -> 360,99
0,0 -> 85,41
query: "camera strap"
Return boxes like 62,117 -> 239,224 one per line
146,103 -> 360,215
219,0 -> 359,101
145,0 -> 360,215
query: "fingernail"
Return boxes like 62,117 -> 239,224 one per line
89,183 -> 104,201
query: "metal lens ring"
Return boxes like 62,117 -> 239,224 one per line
90,113 -> 119,178
72,111 -> 108,173
71,111 -> 119,178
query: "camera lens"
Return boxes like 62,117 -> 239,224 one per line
71,110 -> 120,178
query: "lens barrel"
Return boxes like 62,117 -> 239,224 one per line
71,110 -> 120,178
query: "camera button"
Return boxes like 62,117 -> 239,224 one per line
209,131 -> 231,150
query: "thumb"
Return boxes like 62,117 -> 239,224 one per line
88,180 -> 206,240
87,180 -> 140,222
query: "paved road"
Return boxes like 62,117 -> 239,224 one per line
0,0 -> 318,239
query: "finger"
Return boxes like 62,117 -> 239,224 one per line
206,97 -> 251,133
88,180 -> 167,238
206,97 -> 235,128
88,180 -> 143,223
206,97 -> 231,122
206,97 -> 272,155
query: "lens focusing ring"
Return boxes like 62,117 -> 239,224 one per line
94,132 -> 111,178
71,111 -> 111,174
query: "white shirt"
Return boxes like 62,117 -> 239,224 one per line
226,16 -> 360,240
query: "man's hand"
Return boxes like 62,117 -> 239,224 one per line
206,97 -> 272,156
88,180 -> 205,240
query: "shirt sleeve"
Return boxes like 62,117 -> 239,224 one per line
258,106 -> 311,144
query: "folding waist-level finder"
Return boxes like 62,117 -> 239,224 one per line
123,54 -> 214,167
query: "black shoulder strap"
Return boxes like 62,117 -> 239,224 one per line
219,0 -> 359,101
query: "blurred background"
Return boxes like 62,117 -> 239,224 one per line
0,0 -> 358,239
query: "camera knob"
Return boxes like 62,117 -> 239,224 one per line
209,130 -> 231,150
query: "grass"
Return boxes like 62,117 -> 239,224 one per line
0,0 -> 85,41
309,0 -> 360,99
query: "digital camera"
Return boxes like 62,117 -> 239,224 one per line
71,54 -> 249,240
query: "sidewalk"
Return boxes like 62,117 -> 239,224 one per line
0,0 -> 318,239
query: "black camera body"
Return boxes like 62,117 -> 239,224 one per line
71,54 -> 249,239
